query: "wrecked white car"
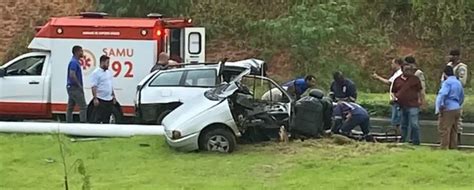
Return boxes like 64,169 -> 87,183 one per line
135,59 -> 266,124
162,69 -> 294,153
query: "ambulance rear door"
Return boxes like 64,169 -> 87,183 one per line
183,27 -> 205,64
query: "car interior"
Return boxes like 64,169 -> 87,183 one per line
6,56 -> 45,76
228,76 -> 292,143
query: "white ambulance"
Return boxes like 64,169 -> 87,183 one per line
0,12 -> 205,121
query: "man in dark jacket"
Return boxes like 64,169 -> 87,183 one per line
330,71 -> 357,102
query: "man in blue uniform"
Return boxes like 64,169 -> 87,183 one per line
282,75 -> 316,100
332,101 -> 371,139
330,71 -> 357,102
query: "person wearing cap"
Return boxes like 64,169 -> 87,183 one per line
330,71 -> 357,102
436,66 -> 464,149
391,64 -> 423,145
150,52 -> 179,73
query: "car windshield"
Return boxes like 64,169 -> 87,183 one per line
204,69 -> 250,100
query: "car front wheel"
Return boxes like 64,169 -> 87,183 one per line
199,128 -> 236,153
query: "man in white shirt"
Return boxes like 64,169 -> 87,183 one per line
372,58 -> 404,130
90,55 -> 116,123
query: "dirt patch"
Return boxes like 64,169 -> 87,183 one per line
206,38 -> 261,62
266,50 -> 293,81
206,39 -> 294,82
242,138 -> 406,158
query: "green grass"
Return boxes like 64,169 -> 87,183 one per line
1,134 -> 474,190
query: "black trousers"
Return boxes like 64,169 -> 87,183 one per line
94,99 -> 114,123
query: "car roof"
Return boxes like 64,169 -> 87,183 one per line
157,65 -> 219,73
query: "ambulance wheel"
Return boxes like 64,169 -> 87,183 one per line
110,105 -> 124,124
54,114 -> 66,122
156,109 -> 172,125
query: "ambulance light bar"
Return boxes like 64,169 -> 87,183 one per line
80,12 -> 108,18
147,13 -> 163,19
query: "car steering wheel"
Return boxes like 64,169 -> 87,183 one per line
19,69 -> 29,75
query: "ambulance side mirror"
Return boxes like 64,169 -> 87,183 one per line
0,68 -> 5,78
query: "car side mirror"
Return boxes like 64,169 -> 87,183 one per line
0,68 -> 5,78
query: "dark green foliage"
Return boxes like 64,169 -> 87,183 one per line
97,0 -> 191,17
2,0 -> 472,93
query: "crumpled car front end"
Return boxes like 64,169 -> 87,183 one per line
162,84 -> 240,152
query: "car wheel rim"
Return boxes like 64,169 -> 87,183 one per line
109,114 -> 116,124
207,135 -> 230,153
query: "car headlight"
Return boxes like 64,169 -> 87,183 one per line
172,130 -> 182,140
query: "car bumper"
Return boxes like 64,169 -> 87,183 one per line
165,132 -> 200,152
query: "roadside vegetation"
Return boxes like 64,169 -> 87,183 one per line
1,134 -> 474,189
3,1 -> 472,93
99,0 -> 474,92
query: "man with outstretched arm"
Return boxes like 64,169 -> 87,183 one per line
372,58 -> 404,135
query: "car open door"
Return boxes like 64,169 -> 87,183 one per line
183,27 -> 205,63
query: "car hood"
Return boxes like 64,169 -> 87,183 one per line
162,92 -> 225,130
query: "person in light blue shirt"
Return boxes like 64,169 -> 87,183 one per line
436,66 -> 464,149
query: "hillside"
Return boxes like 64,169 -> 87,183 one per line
1,0 -> 473,93
0,0 -> 94,61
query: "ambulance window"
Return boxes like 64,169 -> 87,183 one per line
6,56 -> 45,76
188,32 -> 201,54
184,69 -> 216,87
149,71 -> 184,87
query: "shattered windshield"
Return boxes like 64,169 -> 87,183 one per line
205,83 -> 230,101
205,68 -> 249,101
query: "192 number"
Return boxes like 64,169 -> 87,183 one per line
111,61 -> 134,78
